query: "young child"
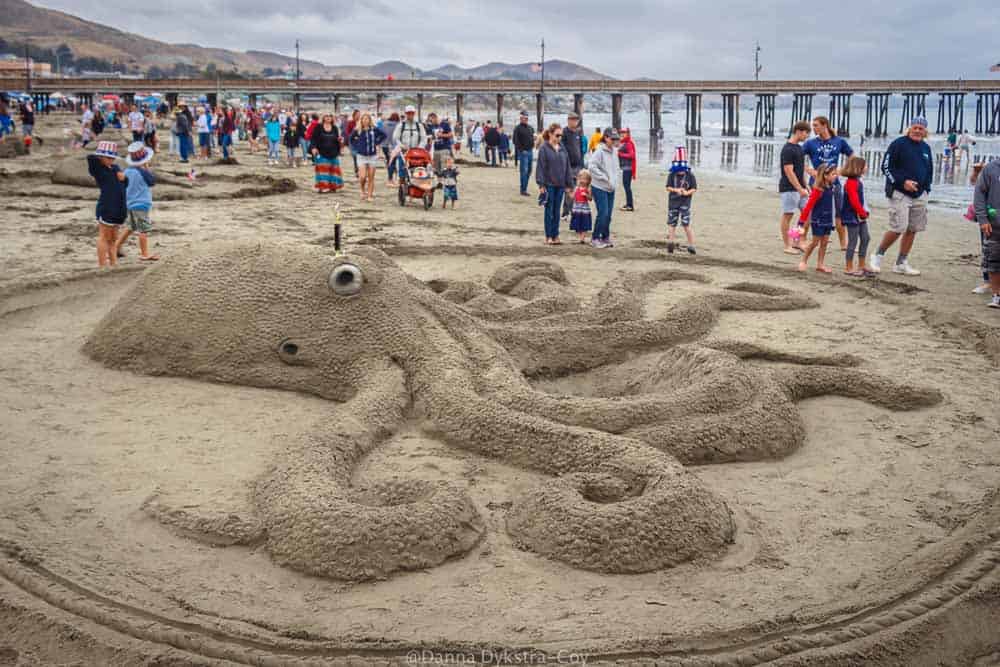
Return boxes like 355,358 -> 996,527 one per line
265,115 -> 282,165
115,141 -> 159,262
840,156 -> 872,276
86,141 -> 127,268
438,156 -> 459,209
796,163 -> 838,273
569,169 -> 593,244
498,124 -> 510,167
283,120 -> 300,167
665,146 -> 698,254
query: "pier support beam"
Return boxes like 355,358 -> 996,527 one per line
248,93 -> 257,108
206,92 -> 218,109
721,140 -> 739,170
684,93 -> 702,136
496,93 -> 504,125
899,93 -> 927,133
376,93 -> 384,116
333,94 -> 340,114
455,94 -> 464,137
936,92 -> 964,133
573,93 -> 584,122
721,93 -> 740,137
828,93 -> 851,136
789,93 -> 814,136
648,93 -> 662,138
977,93 -> 1000,135
611,93 -> 623,130
535,94 -> 544,134
122,92 -> 135,107
865,93 -> 889,137
753,93 -> 775,137
417,93 -> 424,119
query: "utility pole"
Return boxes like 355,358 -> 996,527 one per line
540,38 -> 545,97
25,43 -> 32,96
295,39 -> 301,113
754,41 -> 762,81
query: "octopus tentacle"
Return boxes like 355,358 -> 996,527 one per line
771,365 -> 944,410
253,364 -> 485,581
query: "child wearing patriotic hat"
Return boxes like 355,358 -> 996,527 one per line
87,141 -> 127,268
664,145 -> 698,254
114,141 -> 159,261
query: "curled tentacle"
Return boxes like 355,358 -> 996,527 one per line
772,366 -> 944,410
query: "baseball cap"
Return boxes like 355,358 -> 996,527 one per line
519,110 -> 529,118
404,105 -> 416,113
910,116 -> 928,129
603,127 -> 620,140
567,112 -> 580,120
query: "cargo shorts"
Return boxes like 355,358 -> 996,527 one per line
887,190 -> 928,234
127,209 -> 153,233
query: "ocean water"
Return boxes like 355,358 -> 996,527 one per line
481,106 -> 1000,210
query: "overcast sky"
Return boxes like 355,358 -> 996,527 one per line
33,0 -> 1000,79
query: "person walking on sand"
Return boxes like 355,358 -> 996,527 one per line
19,101 -> 33,139
779,121 -> 812,254
618,127 -> 637,212
115,141 -> 159,262
535,123 -> 574,245
665,146 -> 698,254
870,117 -> 933,276
513,111 -> 535,196
588,127 -> 621,248
265,113 -> 282,165
796,163 -> 839,274
175,108 -> 193,163
350,112 -> 386,203
309,113 -> 344,194
382,112 -> 399,184
431,113 -> 454,173
128,104 -> 144,143
470,122 -> 484,158
839,156 -> 873,276
973,157 -> 1000,308
958,130 -> 976,164
484,121 -> 501,167
803,116 -> 853,250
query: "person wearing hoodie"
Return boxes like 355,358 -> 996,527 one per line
618,127 -> 638,211
349,112 -> 387,202
381,112 -> 400,184
535,123 -> 574,245
560,112 -> 585,219
973,157 -> 1000,308
587,127 -> 621,248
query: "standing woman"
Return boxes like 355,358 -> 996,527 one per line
535,123 -> 574,245
470,122 -> 484,157
618,127 -> 637,211
349,112 -> 386,202
297,112 -> 312,163
309,113 -> 344,194
345,109 -> 360,178
246,108 -> 260,154
587,127 -> 621,248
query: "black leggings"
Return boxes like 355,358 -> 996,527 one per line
982,229 -> 991,282
845,223 -> 870,263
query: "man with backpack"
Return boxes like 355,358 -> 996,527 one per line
392,105 -> 427,181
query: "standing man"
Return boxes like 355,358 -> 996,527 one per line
561,111 -> 585,219
871,117 -> 934,276
803,116 -> 853,251
19,101 -> 34,139
392,105 -> 427,181
779,121 -> 812,253
513,110 -> 535,196
431,114 -> 454,173
973,157 -> 1000,308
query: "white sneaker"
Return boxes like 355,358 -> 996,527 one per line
892,260 -> 921,276
989,295 -> 1000,309
973,284 -> 991,294
869,253 -> 882,273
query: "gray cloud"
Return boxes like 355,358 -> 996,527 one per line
32,0 -> 1000,79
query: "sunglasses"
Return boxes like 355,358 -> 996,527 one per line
554,133 -> 563,138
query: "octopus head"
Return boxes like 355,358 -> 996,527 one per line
85,242 -> 413,401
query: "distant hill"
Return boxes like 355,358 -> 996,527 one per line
0,0 -> 613,81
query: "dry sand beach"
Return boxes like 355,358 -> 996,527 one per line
1,117 -> 1000,666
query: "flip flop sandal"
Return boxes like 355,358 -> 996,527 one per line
139,255 -> 160,262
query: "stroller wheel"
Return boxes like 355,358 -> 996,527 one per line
397,184 -> 406,206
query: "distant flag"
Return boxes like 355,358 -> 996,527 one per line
530,62 -> 542,73
992,63 -> 1000,72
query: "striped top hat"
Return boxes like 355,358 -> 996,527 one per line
93,141 -> 120,159
670,145 -> 690,172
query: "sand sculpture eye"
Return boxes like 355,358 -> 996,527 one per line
329,263 -> 364,296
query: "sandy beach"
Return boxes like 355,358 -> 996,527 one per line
1,116 -> 1000,666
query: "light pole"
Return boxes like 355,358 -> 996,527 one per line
754,41 -> 762,81
295,39 -> 301,112
25,43 -> 32,98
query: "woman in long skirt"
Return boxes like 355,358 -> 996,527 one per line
309,114 -> 344,193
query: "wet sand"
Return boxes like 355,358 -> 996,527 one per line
1,116 -> 999,666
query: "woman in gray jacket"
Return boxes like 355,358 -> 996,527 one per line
588,127 -> 621,247
535,123 -> 574,245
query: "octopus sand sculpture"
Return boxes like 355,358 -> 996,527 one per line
84,242 -> 943,581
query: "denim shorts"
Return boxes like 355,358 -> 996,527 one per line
810,222 -> 834,237
198,132 -> 211,147
984,237 -> 1000,274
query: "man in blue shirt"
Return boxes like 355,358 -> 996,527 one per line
870,117 -> 934,276
429,112 -> 453,173
802,116 -> 853,250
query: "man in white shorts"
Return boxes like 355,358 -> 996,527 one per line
871,117 -> 933,276
778,121 -> 812,253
